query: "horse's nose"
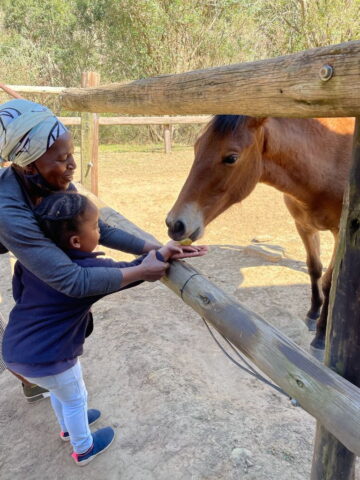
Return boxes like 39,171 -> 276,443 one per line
166,218 -> 186,239
173,220 -> 185,235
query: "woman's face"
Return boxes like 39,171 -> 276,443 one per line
29,132 -> 76,191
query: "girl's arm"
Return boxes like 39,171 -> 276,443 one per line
76,251 -> 169,289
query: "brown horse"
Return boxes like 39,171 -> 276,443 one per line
166,115 -> 355,357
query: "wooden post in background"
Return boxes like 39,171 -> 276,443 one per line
311,118 -> 360,480
163,120 -> 172,154
81,72 -> 100,194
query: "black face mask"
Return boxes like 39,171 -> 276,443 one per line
12,165 -> 75,200
10,164 -> 53,200
24,171 -> 55,197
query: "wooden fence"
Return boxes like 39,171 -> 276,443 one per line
61,40 -> 360,480
76,181 -> 360,459
3,39 -> 360,479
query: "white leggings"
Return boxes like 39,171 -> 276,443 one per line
25,360 -> 92,454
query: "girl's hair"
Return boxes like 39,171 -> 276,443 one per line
34,192 -> 93,249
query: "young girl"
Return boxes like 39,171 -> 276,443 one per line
2,191 -> 207,466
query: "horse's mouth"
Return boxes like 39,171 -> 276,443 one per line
167,225 -> 202,242
166,202 -> 204,241
189,227 -> 201,241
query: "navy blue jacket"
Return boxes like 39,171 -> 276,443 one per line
2,250 -> 144,365
0,167 -> 146,297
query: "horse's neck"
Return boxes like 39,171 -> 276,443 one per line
259,118 -> 351,204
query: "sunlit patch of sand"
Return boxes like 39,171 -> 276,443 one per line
239,265 -> 309,289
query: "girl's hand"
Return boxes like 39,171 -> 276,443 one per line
140,250 -> 169,281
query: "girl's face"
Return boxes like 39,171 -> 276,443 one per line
28,132 -> 76,191
72,202 -> 101,252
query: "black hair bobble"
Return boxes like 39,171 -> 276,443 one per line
34,192 -> 88,222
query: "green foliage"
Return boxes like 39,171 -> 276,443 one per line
98,0 -> 249,79
253,0 -> 360,55
0,0 -> 359,143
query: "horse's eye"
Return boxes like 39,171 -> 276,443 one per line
222,154 -> 238,165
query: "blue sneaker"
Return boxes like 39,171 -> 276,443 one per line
60,409 -> 101,442
71,427 -> 115,466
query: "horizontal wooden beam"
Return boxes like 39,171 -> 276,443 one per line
60,41 -> 360,117
6,85 -> 65,95
58,117 -> 81,125
97,115 -> 210,125
163,264 -> 360,457
59,115 -> 210,126
76,182 -> 360,456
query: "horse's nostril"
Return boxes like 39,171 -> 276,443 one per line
173,220 -> 185,235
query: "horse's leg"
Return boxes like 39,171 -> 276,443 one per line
310,232 -> 339,357
283,195 -> 323,331
294,222 -> 324,331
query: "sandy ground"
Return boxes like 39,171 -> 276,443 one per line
0,146 -> 357,479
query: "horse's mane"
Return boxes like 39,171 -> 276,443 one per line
211,115 -> 248,135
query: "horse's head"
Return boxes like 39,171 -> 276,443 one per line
166,115 -> 266,241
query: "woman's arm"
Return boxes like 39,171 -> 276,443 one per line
12,262 -> 24,302
98,219 -> 148,254
98,219 -> 162,254
0,204 -> 123,298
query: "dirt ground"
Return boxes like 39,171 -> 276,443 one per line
0,146 -> 358,479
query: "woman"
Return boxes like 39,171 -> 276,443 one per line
0,98 -> 205,401
0,99 -> 164,291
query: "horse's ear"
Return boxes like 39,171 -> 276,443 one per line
248,117 -> 267,129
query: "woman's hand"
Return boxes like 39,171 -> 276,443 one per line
158,240 -> 209,261
170,244 -> 209,260
157,241 -> 182,261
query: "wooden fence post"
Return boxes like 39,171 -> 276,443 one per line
80,72 -> 100,194
310,117 -> 360,479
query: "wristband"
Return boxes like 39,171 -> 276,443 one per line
155,250 -> 166,262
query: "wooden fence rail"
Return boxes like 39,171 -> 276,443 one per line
5,85 -> 211,160
3,83 -> 211,192
59,41 -> 360,118
6,85 -> 65,95
58,115 -> 210,126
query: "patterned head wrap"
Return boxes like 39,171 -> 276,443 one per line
0,99 -> 68,167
